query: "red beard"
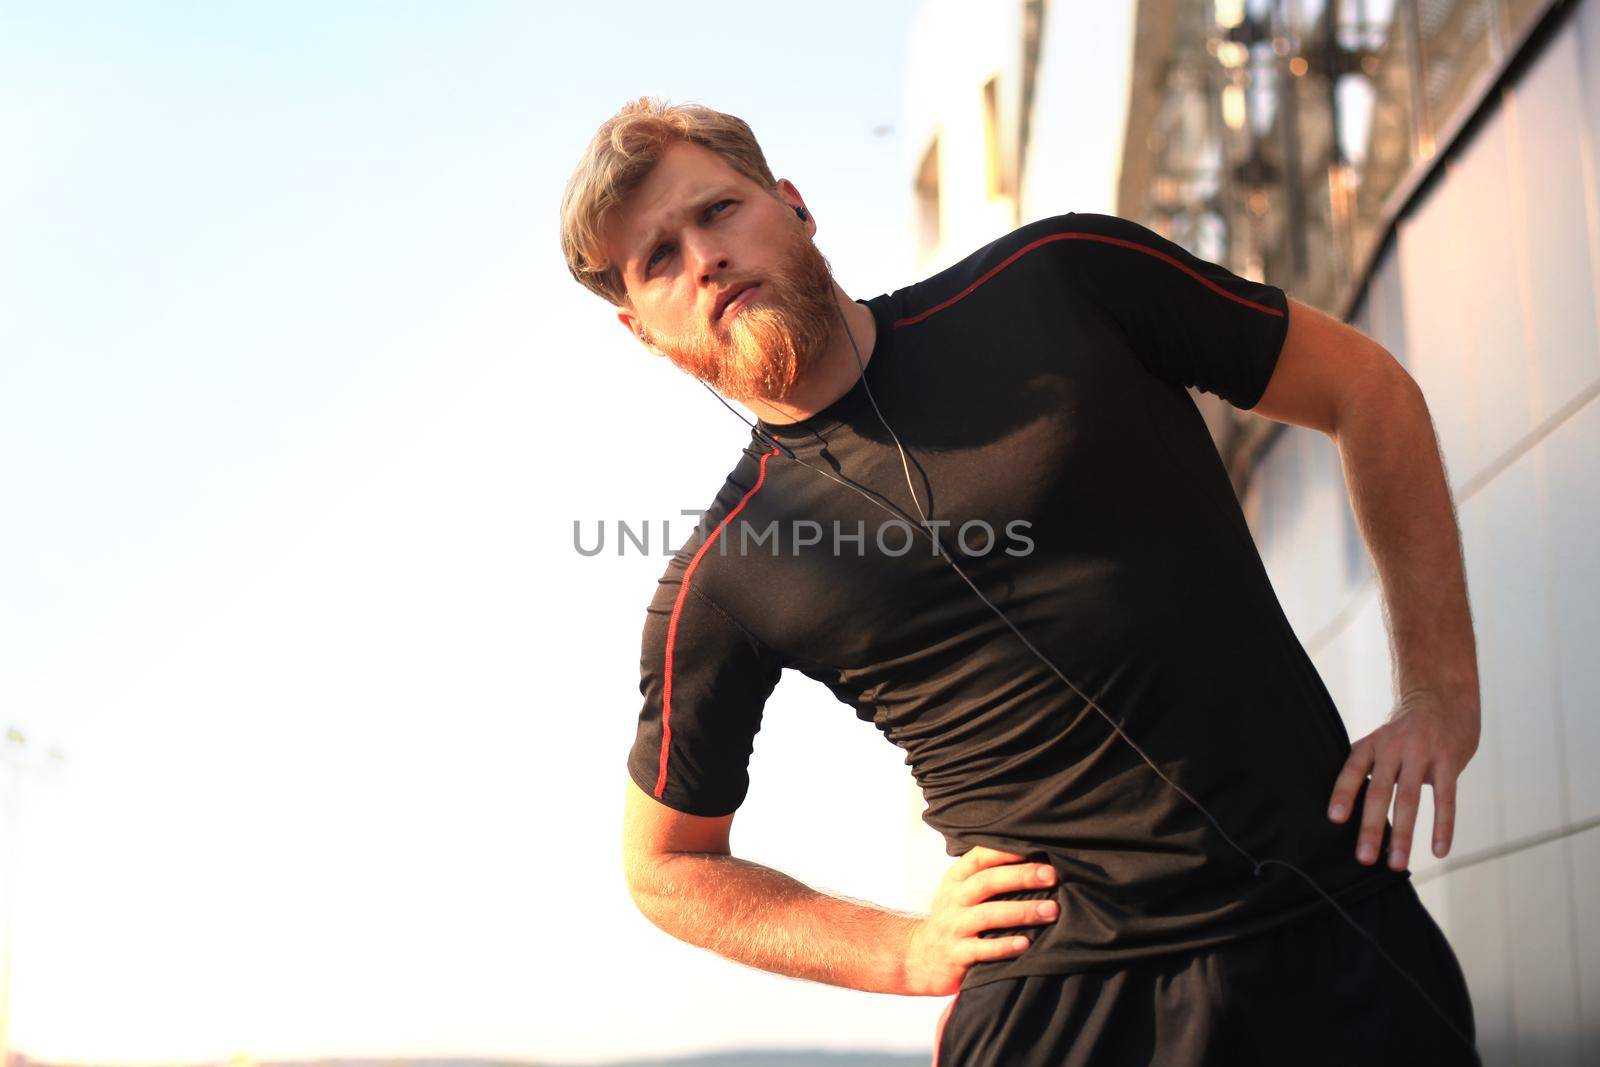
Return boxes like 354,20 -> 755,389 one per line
647,222 -> 839,404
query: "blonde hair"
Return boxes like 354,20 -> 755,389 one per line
560,96 -> 781,308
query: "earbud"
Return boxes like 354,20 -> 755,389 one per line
794,206 -> 809,222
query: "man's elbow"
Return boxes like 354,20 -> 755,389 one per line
1330,346 -> 1422,439
623,838 -> 667,908
624,836 -> 703,916
624,849 -> 708,943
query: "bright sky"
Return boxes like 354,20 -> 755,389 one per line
0,2 -> 984,1063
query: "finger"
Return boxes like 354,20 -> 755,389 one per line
1431,767 -> 1459,858
962,861 -> 1057,905
959,933 -> 1033,965
1387,756 -> 1428,870
955,846 -> 1028,881
1357,754 -> 1399,865
1328,740 -> 1375,823
958,898 -> 1060,938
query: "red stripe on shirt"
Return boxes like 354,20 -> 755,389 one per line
656,444 -> 782,800
894,228 -> 1284,328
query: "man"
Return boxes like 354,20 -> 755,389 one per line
560,97 -> 1483,1065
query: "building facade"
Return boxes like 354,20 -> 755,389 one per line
901,0 -> 1600,1059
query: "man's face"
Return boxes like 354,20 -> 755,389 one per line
604,140 -> 837,404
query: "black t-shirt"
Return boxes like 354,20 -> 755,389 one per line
626,211 -> 1407,991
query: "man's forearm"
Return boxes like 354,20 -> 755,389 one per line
1331,367 -> 1480,709
630,851 -> 924,995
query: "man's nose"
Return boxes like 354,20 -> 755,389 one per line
684,234 -> 729,284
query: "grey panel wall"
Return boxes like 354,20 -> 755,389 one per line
1246,2 -> 1600,1062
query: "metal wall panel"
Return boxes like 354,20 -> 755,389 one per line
1248,9 -> 1600,1059
1508,25 -> 1600,427
1570,823 -> 1600,1059
1543,387 -> 1600,823
1471,447 -> 1563,842
1445,108 -> 1537,478
1502,836 -> 1583,1065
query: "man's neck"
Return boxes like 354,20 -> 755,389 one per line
744,286 -> 876,427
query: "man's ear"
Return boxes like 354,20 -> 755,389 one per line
615,307 -> 662,356
774,178 -> 801,208
774,178 -> 814,233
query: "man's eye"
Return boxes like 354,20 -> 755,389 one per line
646,201 -> 735,274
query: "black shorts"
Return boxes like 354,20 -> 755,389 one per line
932,879 -> 1478,1067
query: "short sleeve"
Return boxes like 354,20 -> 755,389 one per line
627,565 -> 784,818
1047,211 -> 1291,410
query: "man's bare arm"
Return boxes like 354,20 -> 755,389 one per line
1251,299 -> 1481,870
622,776 -> 1059,997
1321,366 -> 1481,868
629,849 -> 924,994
